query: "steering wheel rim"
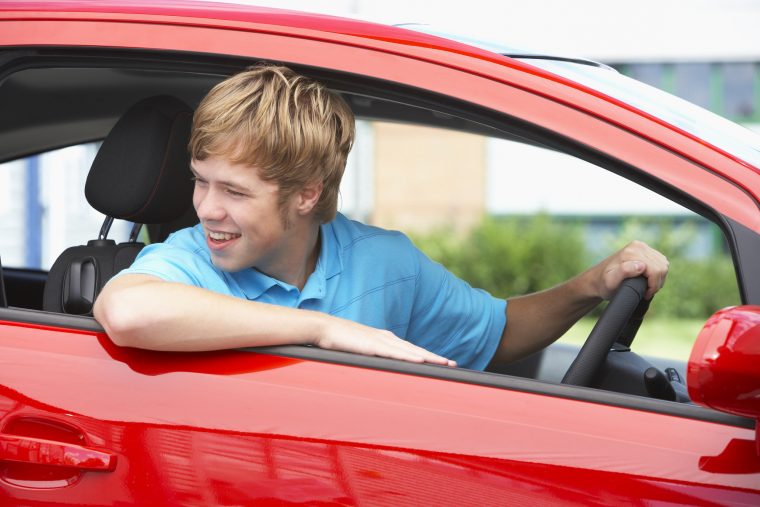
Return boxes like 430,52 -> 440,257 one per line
561,276 -> 650,386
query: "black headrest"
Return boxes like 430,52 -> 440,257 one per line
85,95 -> 194,224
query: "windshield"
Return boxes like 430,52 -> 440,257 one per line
403,25 -> 760,170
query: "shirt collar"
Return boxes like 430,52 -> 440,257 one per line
319,218 -> 343,280
297,220 -> 343,302
225,218 -> 344,301
227,267 -> 285,301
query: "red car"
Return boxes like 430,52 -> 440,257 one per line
1,1 -> 759,504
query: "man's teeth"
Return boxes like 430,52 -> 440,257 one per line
209,231 -> 240,241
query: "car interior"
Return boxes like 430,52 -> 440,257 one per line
1,47 -> 752,428
41,93 -> 197,316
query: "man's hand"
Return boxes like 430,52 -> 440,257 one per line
494,240 -> 669,364
314,315 -> 457,367
592,240 -> 669,300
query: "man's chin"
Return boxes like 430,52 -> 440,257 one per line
209,254 -> 249,273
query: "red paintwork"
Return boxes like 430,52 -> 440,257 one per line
688,306 -> 760,454
0,1 -> 759,504
1,321 -> 759,505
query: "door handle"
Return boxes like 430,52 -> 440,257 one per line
0,434 -> 116,471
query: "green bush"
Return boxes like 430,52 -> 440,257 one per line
654,256 -> 738,318
411,215 -> 739,319
411,214 -> 587,298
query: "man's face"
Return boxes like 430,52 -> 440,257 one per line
191,157 -> 297,275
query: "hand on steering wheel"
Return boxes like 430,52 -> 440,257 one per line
562,276 -> 650,386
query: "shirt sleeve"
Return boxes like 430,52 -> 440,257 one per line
114,242 -> 209,288
406,244 -> 507,371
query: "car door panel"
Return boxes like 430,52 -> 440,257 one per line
1,319 -> 758,504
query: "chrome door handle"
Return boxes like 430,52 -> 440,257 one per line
0,434 -> 116,471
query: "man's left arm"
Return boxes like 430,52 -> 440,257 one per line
492,241 -> 669,364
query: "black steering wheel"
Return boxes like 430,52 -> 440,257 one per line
562,276 -> 650,386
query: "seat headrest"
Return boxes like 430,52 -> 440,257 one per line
85,95 -> 194,224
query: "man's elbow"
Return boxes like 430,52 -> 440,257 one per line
94,287 -> 148,348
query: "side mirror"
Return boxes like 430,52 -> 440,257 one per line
687,306 -> 760,456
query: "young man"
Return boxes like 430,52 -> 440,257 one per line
94,65 -> 669,370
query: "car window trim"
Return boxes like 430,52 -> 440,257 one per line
0,305 -> 754,431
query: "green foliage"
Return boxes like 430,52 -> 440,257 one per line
411,215 -> 740,319
655,256 -> 738,319
411,214 -> 587,298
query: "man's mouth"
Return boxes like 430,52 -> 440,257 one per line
207,230 -> 242,246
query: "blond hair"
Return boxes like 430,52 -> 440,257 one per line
189,64 -> 355,223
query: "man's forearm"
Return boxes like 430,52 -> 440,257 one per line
493,240 -> 669,364
94,274 -> 322,351
94,274 -> 456,366
494,269 -> 602,364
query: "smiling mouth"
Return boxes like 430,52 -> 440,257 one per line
209,231 -> 240,240
207,230 -> 242,246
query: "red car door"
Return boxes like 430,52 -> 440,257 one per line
1,319 -> 758,504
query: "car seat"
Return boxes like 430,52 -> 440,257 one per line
42,95 -> 195,315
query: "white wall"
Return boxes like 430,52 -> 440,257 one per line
220,0 -> 760,61
0,144 -> 132,269
486,139 -> 690,216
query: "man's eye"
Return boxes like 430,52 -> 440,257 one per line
226,189 -> 246,197
191,177 -> 207,186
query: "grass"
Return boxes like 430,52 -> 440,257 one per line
558,317 -> 707,362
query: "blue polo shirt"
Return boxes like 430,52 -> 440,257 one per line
119,213 -> 506,370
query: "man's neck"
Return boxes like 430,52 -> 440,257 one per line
299,228 -> 321,290
257,221 -> 321,291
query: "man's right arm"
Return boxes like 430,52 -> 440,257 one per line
94,274 -> 455,366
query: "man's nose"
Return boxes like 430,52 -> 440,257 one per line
194,188 -> 226,222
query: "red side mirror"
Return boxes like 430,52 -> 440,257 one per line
688,306 -> 760,455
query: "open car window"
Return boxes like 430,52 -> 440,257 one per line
346,117 -> 740,370
0,142 -> 135,270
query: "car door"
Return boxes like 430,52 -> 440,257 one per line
1,317 -> 759,505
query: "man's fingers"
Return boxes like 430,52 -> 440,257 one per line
621,250 -> 667,300
599,241 -> 669,300
385,334 -> 456,367
319,317 -> 457,368
621,260 -> 646,277
616,259 -> 657,299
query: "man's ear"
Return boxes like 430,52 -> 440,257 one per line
296,181 -> 323,215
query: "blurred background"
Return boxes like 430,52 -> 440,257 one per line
2,0 -> 758,360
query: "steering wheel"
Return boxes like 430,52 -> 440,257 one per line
561,276 -> 650,387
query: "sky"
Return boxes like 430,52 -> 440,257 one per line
208,0 -> 760,61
